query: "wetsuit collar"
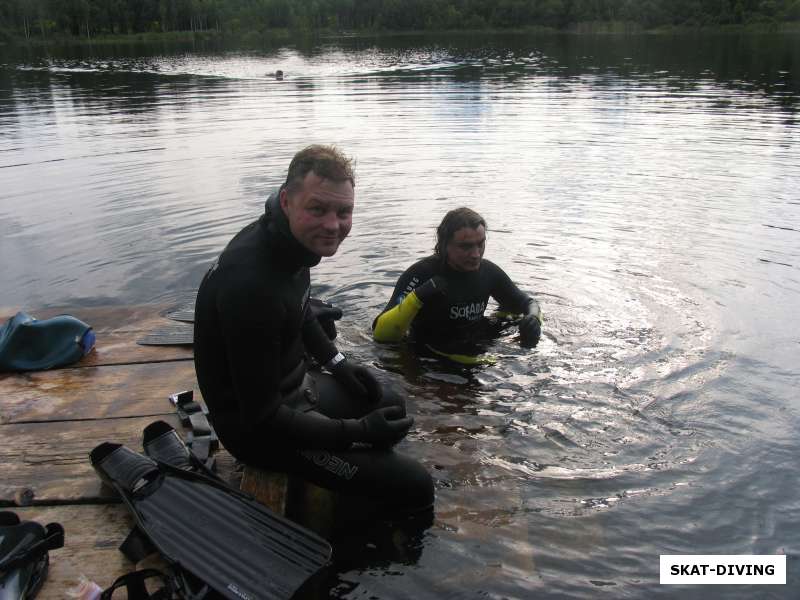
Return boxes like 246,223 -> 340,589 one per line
260,189 -> 322,270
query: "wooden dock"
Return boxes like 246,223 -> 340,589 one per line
0,304 -> 242,595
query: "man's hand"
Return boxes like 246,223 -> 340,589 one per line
519,314 -> 541,348
309,297 -> 342,340
351,406 -> 413,447
414,276 -> 448,303
330,359 -> 383,403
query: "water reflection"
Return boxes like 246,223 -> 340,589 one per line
1,33 -> 799,597
4,32 -> 798,101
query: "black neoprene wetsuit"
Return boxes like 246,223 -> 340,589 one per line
374,255 -> 534,352
194,192 -> 433,512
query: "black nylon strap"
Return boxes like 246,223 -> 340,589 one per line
100,569 -> 174,600
119,526 -> 158,564
168,390 -> 218,466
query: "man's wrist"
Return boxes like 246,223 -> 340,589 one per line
341,417 -> 365,443
326,352 -> 346,370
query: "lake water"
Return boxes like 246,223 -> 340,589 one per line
1,33 -> 799,598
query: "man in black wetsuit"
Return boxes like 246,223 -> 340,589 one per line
373,207 -> 542,362
193,145 -> 433,514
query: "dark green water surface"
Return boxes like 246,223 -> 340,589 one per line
1,33 -> 799,598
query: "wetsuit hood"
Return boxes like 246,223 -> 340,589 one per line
260,189 -> 322,270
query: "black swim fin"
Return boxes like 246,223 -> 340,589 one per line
0,511 -> 64,600
90,440 -> 332,600
117,420 -> 217,566
142,419 -> 216,478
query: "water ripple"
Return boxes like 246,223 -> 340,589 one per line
2,36 -> 799,597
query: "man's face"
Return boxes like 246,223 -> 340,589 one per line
280,172 -> 354,257
446,225 -> 486,272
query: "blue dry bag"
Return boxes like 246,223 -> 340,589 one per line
0,312 -> 95,372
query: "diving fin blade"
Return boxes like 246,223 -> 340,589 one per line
91,442 -> 331,600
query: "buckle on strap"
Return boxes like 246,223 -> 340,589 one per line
168,390 -> 218,468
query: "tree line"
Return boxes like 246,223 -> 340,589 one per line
2,0 -> 799,41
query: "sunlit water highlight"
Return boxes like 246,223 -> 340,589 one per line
1,34 -> 799,598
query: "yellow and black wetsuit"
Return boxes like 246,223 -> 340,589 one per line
373,255 -> 540,362
194,192 -> 433,513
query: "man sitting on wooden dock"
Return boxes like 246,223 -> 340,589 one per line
193,145 -> 433,515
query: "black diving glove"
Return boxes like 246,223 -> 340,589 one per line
414,276 -> 448,304
519,314 -> 541,347
309,297 -> 342,341
344,406 -> 414,447
329,357 -> 383,403
519,298 -> 543,348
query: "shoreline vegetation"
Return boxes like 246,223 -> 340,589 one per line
2,0 -> 799,46
3,22 -> 800,48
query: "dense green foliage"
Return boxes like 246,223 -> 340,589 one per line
2,0 -> 799,41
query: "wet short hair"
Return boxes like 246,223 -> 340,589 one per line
284,145 -> 355,196
434,207 -> 487,256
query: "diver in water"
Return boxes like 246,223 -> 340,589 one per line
373,207 -> 542,363
193,145 -> 433,514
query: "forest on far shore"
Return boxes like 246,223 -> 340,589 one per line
3,0 -> 800,42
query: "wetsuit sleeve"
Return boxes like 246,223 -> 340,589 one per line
302,308 -> 338,365
216,278 -> 350,449
269,405 -> 353,449
488,262 -> 539,318
373,292 -> 424,342
215,278 -> 284,430
372,263 -> 428,342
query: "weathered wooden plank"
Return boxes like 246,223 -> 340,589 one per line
72,305 -> 194,366
0,303 -> 186,333
0,304 -> 194,368
241,467 -> 289,515
81,329 -> 192,367
0,415 -> 238,505
12,504 -> 141,597
0,361 -> 200,424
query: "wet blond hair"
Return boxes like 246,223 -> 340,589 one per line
284,145 -> 355,196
